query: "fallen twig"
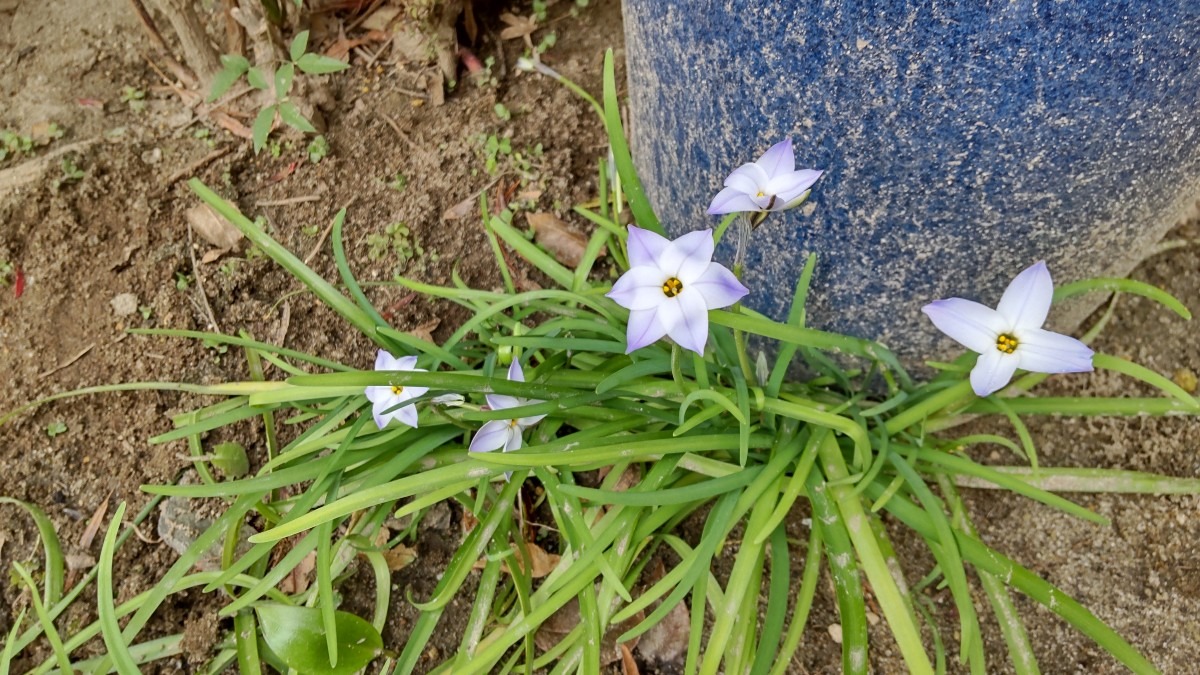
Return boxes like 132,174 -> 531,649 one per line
38,344 -> 95,380
256,195 -> 323,207
187,221 -> 221,332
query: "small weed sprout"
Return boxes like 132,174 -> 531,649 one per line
45,421 -> 66,438
207,30 -> 348,154
120,86 -> 146,112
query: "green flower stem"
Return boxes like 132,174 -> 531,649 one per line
937,474 -> 1040,675
817,433 -> 935,675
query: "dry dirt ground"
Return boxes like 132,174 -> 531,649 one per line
1,1 -> 1198,673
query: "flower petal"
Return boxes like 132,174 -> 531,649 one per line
395,355 -> 419,371
371,395 -> 398,429
922,298 -> 1006,354
996,261 -> 1053,329
1015,328 -> 1095,374
363,385 -> 391,404
518,413 -> 547,428
659,229 -> 715,281
768,169 -> 824,205
403,385 -> 429,400
625,307 -> 668,353
374,349 -> 401,371
607,266 -> 669,310
970,350 -> 1020,397
756,139 -> 795,177
626,226 -> 671,269
665,290 -> 710,354
503,430 -> 523,452
392,403 -> 419,428
724,163 -> 768,192
689,263 -> 748,309
507,360 -> 526,383
707,186 -> 762,215
470,420 -> 511,453
486,393 -> 521,411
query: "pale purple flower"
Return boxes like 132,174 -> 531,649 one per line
364,350 -> 429,429
606,226 -> 748,355
923,261 -> 1094,397
707,139 -> 824,215
468,361 -> 546,453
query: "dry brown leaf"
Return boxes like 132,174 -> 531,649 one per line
408,318 -> 440,343
634,601 -> 689,663
29,121 -> 61,146
79,492 -> 111,549
383,542 -> 418,571
360,5 -> 400,32
65,552 -> 96,571
460,508 -> 479,536
278,551 -> 316,594
186,203 -> 243,250
210,111 -> 253,140
499,13 -> 537,40
463,1 -> 478,43
474,541 -> 560,578
442,194 -> 476,221
200,247 -> 231,265
619,643 -> 640,675
324,38 -> 368,61
528,212 -> 597,268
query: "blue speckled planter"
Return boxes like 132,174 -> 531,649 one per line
622,1 -> 1200,362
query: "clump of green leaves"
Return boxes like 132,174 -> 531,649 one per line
208,31 -> 349,153
307,135 -> 329,163
366,222 -> 437,275
478,133 -> 512,174
121,86 -> 146,112
0,261 -> 13,286
45,421 -> 67,438
0,130 -> 33,161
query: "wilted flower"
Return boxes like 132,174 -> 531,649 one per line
706,139 -> 823,215
606,226 -> 748,355
469,361 -> 547,453
923,261 -> 1094,397
364,350 -> 428,429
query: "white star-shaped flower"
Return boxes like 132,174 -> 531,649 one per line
606,226 -> 748,355
706,138 -> 823,215
923,261 -> 1094,397
363,350 -> 428,429
468,361 -> 546,453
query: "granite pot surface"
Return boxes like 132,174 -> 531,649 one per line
622,0 -> 1200,363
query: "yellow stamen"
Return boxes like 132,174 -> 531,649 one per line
995,334 -> 1019,354
662,277 -> 683,298
391,385 -> 404,395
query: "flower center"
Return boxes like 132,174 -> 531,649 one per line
995,333 -> 1019,354
509,419 -> 520,428
661,277 -> 683,298
755,190 -> 765,198
391,385 -> 405,395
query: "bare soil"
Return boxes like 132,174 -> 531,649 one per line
1,1 -> 1197,673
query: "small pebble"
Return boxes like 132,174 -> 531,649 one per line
110,292 -> 138,316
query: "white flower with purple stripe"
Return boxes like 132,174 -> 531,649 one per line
469,361 -> 546,453
606,226 -> 748,355
923,261 -> 1094,397
707,139 -> 823,215
364,350 -> 428,429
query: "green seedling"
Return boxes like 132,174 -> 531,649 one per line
45,421 -> 67,438
208,30 -> 348,154
120,86 -> 146,112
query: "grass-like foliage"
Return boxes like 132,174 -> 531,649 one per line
5,49 -> 1200,675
